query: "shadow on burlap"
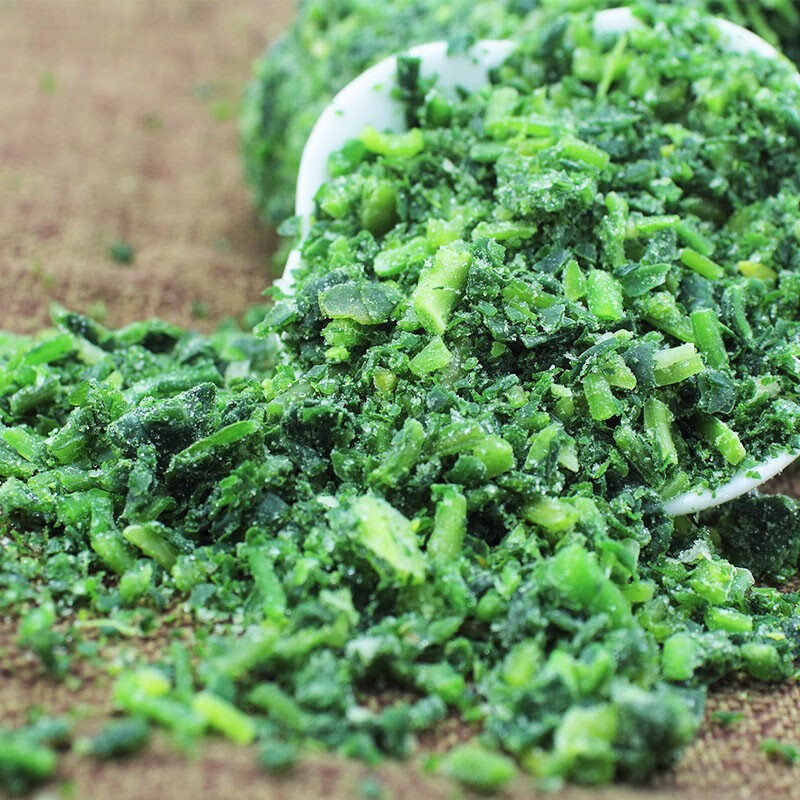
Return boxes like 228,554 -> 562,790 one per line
1,2 -> 799,798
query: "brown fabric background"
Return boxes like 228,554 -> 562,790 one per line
1,2 -> 800,797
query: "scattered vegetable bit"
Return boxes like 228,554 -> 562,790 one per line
762,738 -> 800,765
108,240 -> 135,265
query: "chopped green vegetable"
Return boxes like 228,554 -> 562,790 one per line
83,718 -> 150,760
108,240 -> 135,265
762,737 -> 800,765
681,248 -> 724,280
0,731 -> 57,795
704,493 -> 800,580
242,0 -> 800,223
258,740 -> 299,773
441,744 -> 516,792
192,692 -> 257,745
412,245 -> 471,334
711,710 -> 743,727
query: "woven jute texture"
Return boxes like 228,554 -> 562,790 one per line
1,2 -> 800,798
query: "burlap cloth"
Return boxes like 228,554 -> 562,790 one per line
1,2 -> 800,798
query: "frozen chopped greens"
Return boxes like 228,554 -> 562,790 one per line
0,718 -> 68,794
241,0 -> 800,223
4,4 -> 800,794
277,5 -> 800,499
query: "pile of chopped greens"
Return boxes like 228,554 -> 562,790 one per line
241,0 -> 800,223
278,3 -> 800,500
6,5 -> 800,795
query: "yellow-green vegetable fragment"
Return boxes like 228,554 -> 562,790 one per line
192,692 -> 257,745
442,745 -> 516,792
412,245 -> 471,334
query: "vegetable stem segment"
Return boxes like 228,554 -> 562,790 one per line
413,245 -> 472,334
